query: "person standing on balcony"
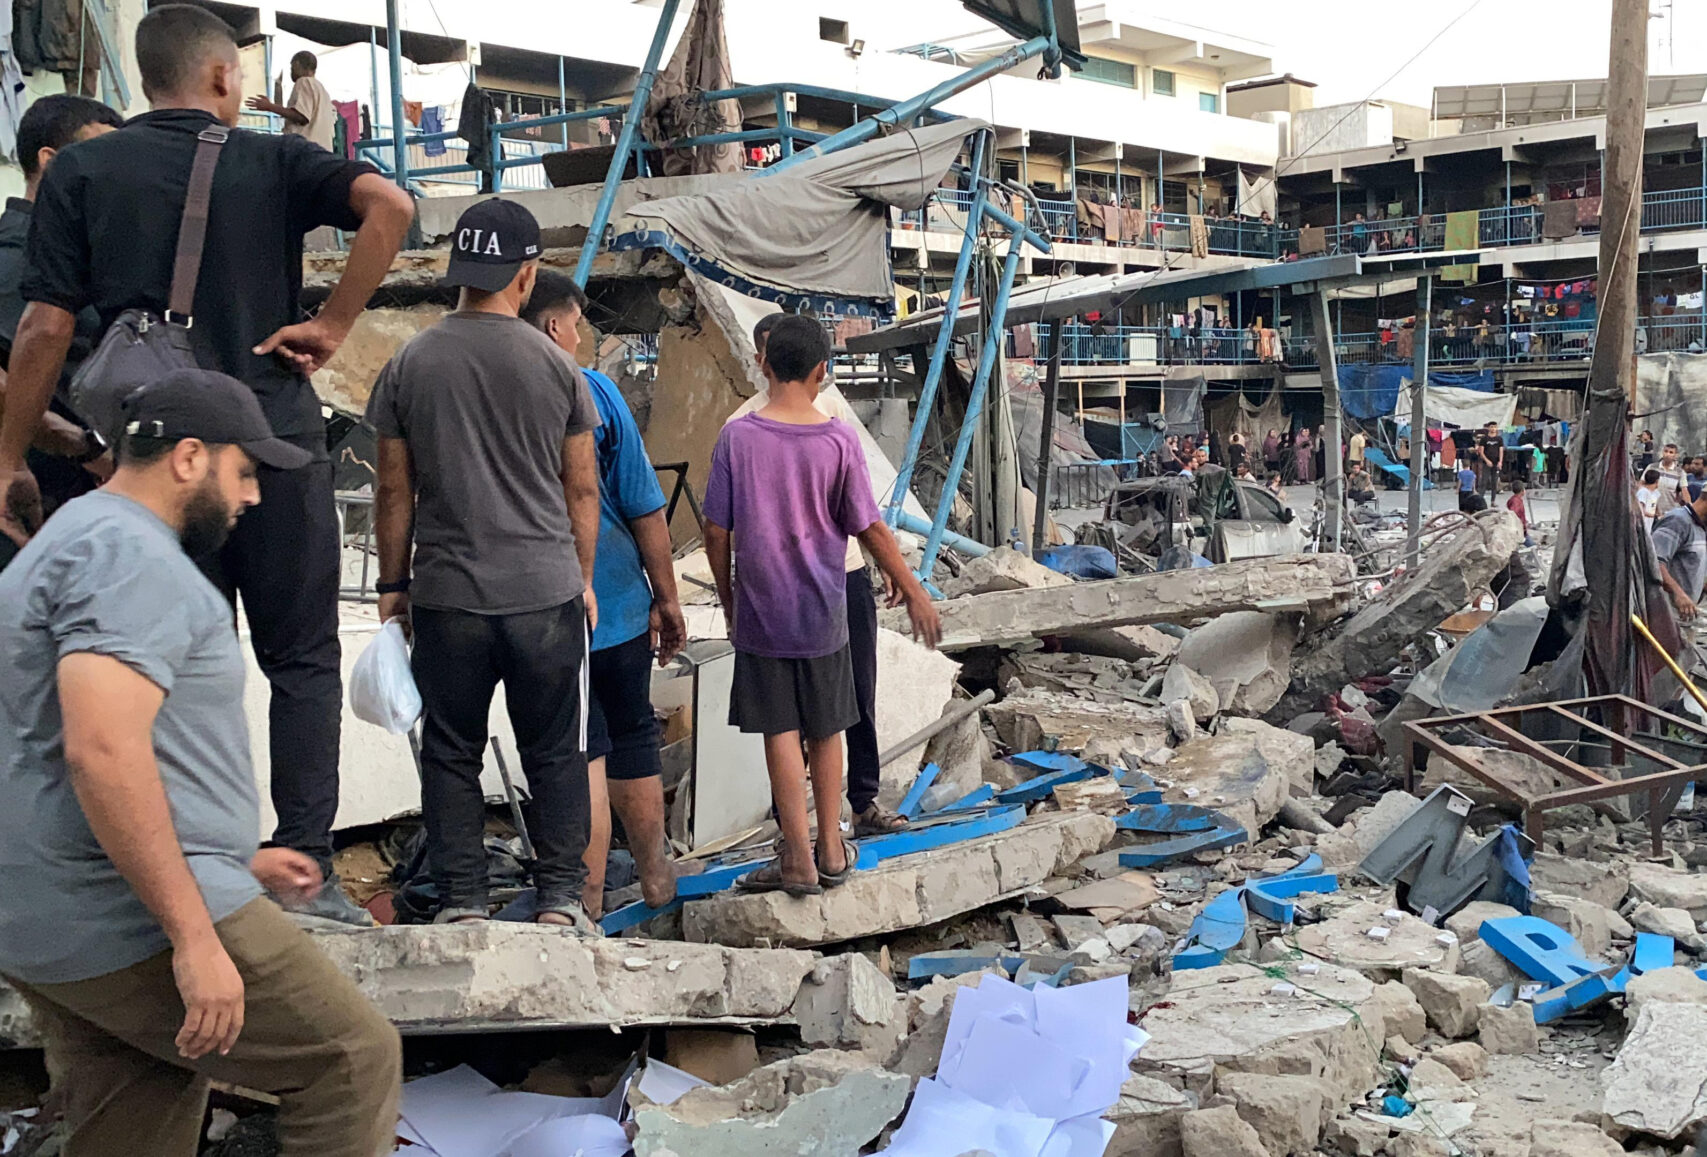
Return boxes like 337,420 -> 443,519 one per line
245,51 -> 335,152
0,4 -> 416,925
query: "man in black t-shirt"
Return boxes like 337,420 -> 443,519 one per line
1475,422 -> 1505,504
0,4 -> 415,925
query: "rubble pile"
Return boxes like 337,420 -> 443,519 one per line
15,506 -> 1707,1157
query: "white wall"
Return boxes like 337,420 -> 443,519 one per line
1290,101 -> 1393,158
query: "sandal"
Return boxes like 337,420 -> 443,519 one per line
816,837 -> 858,888
736,859 -> 823,897
853,805 -> 909,837
535,899 -> 603,937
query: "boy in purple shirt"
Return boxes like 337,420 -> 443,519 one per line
704,316 -> 940,895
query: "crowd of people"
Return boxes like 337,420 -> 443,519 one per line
0,6 -> 941,1151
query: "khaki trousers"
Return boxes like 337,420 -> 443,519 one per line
8,898 -> 400,1157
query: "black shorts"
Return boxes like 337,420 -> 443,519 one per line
585,632 -> 663,780
729,645 -> 859,740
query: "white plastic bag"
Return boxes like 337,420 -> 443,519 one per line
349,619 -> 422,733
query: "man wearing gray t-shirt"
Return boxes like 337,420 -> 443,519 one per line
0,368 -> 399,1155
368,199 -> 603,931
1653,486 -> 1707,621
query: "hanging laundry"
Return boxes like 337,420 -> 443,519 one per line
421,106 -> 445,156
333,100 -> 360,161
1100,202 -> 1121,243
1575,196 -> 1601,227
1441,210 -> 1479,282
360,103 -> 373,140
1542,200 -> 1576,240
403,100 -> 423,127
1122,206 -> 1144,240
1012,324 -> 1035,358
457,83 -> 498,193
1188,214 -> 1209,259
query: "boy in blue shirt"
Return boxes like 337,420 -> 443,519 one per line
524,272 -> 684,917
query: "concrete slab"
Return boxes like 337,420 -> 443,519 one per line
985,693 -> 1173,764
1294,901 -> 1460,978
884,554 -> 1358,652
681,812 -> 1115,949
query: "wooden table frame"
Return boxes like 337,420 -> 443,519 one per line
1402,694 -> 1705,857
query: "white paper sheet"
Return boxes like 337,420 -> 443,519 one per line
878,975 -> 1142,1157
635,1059 -> 710,1106
398,1065 -> 616,1157
497,1115 -> 631,1157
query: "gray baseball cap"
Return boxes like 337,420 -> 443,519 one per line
119,368 -> 312,470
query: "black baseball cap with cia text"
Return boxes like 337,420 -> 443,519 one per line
442,197 -> 543,292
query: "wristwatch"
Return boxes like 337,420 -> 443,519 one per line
75,428 -> 106,463
375,578 -> 411,595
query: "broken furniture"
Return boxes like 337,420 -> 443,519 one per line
1401,694 -> 1707,856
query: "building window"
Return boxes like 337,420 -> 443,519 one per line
1199,91 -> 1219,113
1078,56 -> 1136,88
1152,69 -> 1175,97
819,17 -> 849,45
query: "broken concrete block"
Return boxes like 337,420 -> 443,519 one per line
1109,923 -> 1168,958
873,628 -> 962,809
1384,1035 -> 1422,1066
1604,1001 -> 1707,1139
1623,966 -> 1707,1025
1349,791 -> 1421,857
1476,1002 -> 1539,1055
1366,980 -> 1427,1044
1406,1057 -> 1465,1097
1215,1071 -> 1330,1157
1105,1074 -> 1196,1157
985,692 -> 1172,759
1529,1121 -> 1624,1157
1443,901 -> 1520,945
1053,913 -> 1111,953
1008,911 -> 1053,953
919,701 -> 994,803
1180,1105 -> 1272,1157
1322,1114 -> 1393,1157
1629,862 -> 1707,921
887,970 -> 993,1078
1273,511 -> 1523,718
941,547 -> 1072,598
308,923 -> 815,1031
1138,964 -> 1382,1103
662,1029 -> 760,1085
1528,892 -> 1621,958
1530,853 -> 1629,911
1457,939 -> 1525,990
1065,623 -> 1181,664
682,813 -> 1114,949
1162,664 -> 1220,723
889,553 -> 1359,652
1220,718 -> 1317,798
1167,698 -> 1198,743
794,953 -> 902,1054
1293,901 -> 1460,978
1428,1042 -> 1488,1081
1160,723 -> 1300,839
1630,902 -> 1707,951
631,1049 -> 910,1157
1174,612 -> 1297,716
1401,969 -> 1489,1039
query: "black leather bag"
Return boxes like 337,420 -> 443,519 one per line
69,124 -> 227,441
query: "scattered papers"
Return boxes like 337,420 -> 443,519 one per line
395,1064 -> 631,1157
879,974 -> 1144,1157
635,1059 -> 710,1106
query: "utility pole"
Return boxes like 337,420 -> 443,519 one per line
1573,0 -> 1648,694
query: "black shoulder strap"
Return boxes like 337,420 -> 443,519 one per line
167,125 -> 229,322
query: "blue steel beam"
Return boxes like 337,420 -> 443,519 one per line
883,130 -> 991,531
573,0 -> 681,287
761,34 -> 1053,173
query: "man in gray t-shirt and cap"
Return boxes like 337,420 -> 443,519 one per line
1653,483 -> 1707,621
367,198 -> 603,932
0,368 -> 400,1155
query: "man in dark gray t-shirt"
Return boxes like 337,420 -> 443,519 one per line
367,198 -> 603,931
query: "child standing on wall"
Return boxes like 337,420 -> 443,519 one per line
704,316 -> 941,896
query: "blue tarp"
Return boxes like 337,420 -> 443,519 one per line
1338,366 -> 1497,420
1365,447 -> 1432,489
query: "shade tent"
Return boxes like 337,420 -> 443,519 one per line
1394,382 -> 1518,430
617,119 -> 985,301
1338,366 -> 1496,421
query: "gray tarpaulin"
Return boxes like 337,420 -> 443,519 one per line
621,119 -> 985,300
1635,352 -> 1707,455
1163,372 -> 1206,433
